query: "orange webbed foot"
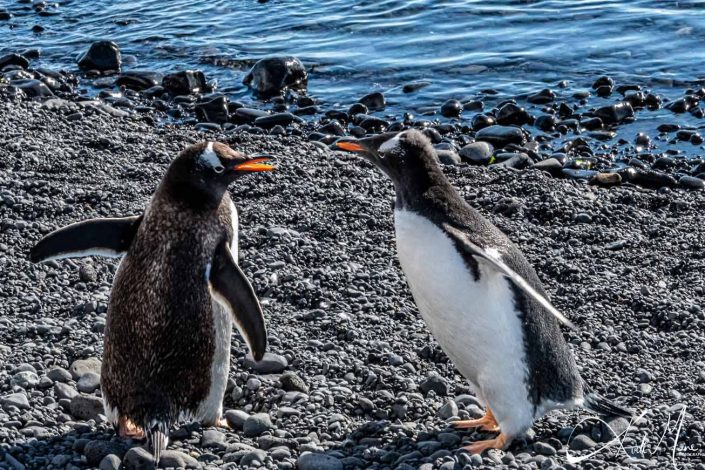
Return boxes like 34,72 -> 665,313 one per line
451,406 -> 500,432
462,432 -> 508,454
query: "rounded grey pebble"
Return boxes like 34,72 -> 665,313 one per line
99,454 -> 122,470
243,412 -> 274,437
123,446 -> 155,470
47,367 -> 72,383
569,434 -> 597,451
297,452 -> 343,470
243,352 -> 288,374
159,450 -> 200,468
224,409 -> 249,430
77,371 -> 101,393
70,357 -> 102,380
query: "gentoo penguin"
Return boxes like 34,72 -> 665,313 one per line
30,142 -> 273,461
336,130 -> 631,454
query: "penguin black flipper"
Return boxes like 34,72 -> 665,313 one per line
209,239 -> 267,361
442,223 -> 576,330
30,216 -> 143,263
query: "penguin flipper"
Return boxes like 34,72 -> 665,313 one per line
442,224 -> 576,330
30,215 -> 143,263
209,240 -> 267,361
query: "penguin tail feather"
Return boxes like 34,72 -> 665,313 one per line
583,386 -> 633,419
148,424 -> 169,463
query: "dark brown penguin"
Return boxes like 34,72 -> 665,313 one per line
30,142 -> 273,461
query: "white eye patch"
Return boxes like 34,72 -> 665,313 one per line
378,133 -> 403,154
199,142 -> 223,171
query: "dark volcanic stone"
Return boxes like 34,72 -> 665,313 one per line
162,70 -> 208,95
347,103 -> 368,117
581,117 -> 603,130
496,102 -> 532,126
11,79 -> 53,98
243,352 -> 288,373
356,114 -> 389,132
297,452 -> 343,470
435,148 -> 461,165
592,76 -> 614,90
84,440 -> 127,467
115,71 -> 162,91
527,88 -> 555,104
666,98 -> 691,114
475,125 -> 526,146
243,56 -> 307,97
77,41 -> 122,72
359,92 -> 386,111
593,102 -> 634,124
420,374 -> 449,396
535,114 -> 557,132
440,99 -> 462,118
232,107 -> 269,124
254,112 -> 303,129
196,95 -> 229,124
0,53 -> 30,70
471,114 -> 496,130
679,175 -> 705,190
402,81 -> 431,93
459,141 -> 493,165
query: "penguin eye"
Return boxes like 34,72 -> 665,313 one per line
213,164 -> 225,174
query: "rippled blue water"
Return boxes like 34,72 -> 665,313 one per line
3,0 -> 705,111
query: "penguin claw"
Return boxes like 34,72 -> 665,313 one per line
118,417 -> 146,439
451,407 -> 499,432
216,417 -> 231,429
462,432 -> 508,454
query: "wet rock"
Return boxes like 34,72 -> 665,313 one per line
666,98 -> 691,114
70,357 -> 102,379
347,103 -> 368,117
243,56 -> 307,96
195,95 -> 229,124
679,175 -> 704,190
475,125 -> 526,146
535,114 -> 557,132
595,85 -> 612,97
318,120 -> 345,136
635,133 -> 651,148
593,102 -> 634,124
0,53 -> 30,69
77,41 -> 122,72
123,447 -> 155,470
0,9 -> 12,21
298,452 -> 343,470
243,352 -> 288,373
626,169 -> 678,188
11,79 -> 53,98
356,114 -> 389,132
581,117 -> 603,130
492,152 -> 531,169
70,394 -> 104,420
403,81 -> 431,93
531,158 -> 562,174
232,107 -> 269,124
440,99 -> 462,118
471,113 -> 495,130
243,413 -> 274,437
496,102 -> 532,126
162,70 -> 208,95
359,92 -> 386,111
527,88 -> 555,104
254,112 -> 303,128
592,76 -> 614,90
590,172 -> 622,186
459,141 -> 493,165
115,71 -> 162,91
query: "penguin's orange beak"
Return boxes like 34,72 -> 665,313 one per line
335,141 -> 366,153
233,156 -> 275,172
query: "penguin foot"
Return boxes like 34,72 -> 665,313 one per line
451,407 -> 500,432
118,416 -> 145,439
462,432 -> 508,454
216,417 -> 231,429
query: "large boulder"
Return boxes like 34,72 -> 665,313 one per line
77,41 -> 122,72
243,56 -> 307,97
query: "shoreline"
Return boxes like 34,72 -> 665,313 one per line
1,99 -> 704,468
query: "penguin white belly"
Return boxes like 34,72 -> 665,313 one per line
195,203 -> 238,425
394,209 -> 534,436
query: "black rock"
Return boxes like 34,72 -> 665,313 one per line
0,53 -> 30,70
359,92 -> 386,111
279,371 -> 309,393
531,157 -> 563,174
84,440 -> 127,467
254,112 -> 303,129
318,120 -> 345,136
459,141 -> 493,165
535,114 -> 557,132
527,88 -> 555,104
440,99 -> 462,118
679,175 -> 705,190
463,100 -> 484,111
232,107 -> 269,124
356,114 -> 389,132
492,152 -> 531,169
243,56 -> 307,97
162,70 -> 208,95
243,352 -> 288,373
593,102 -> 634,124
115,71 -> 162,91
665,98 -> 691,114
10,79 -> 53,98
581,117 -> 603,130
595,85 -> 613,97
195,95 -> 229,124
592,76 -> 614,90
496,102 -> 532,126
471,114 -> 495,130
294,105 -> 318,115
0,9 -> 12,20
621,168 -> 677,188
435,148 -> 461,165
402,81 -> 431,93
475,125 -> 526,147
420,374 -> 449,396
347,103 -> 368,117
77,41 -> 122,72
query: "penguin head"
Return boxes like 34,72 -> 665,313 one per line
166,141 -> 274,203
336,130 -> 439,192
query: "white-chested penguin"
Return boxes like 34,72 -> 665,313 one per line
30,142 -> 274,461
336,130 -> 631,454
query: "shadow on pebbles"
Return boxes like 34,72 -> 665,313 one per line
1,100 -> 704,469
